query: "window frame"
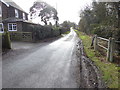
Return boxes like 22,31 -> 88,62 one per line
23,13 -> 26,20
0,23 -> 4,33
15,9 -> 19,18
8,23 -> 17,31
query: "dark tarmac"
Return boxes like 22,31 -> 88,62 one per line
2,29 -> 105,88
3,29 -> 81,88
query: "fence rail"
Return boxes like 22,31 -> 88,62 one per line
93,35 -> 118,62
115,41 -> 120,43
97,37 -> 109,42
97,43 -> 108,51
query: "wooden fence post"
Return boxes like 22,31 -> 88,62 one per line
107,38 -> 115,62
107,38 -> 111,61
94,35 -> 98,51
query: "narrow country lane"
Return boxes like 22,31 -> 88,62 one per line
2,29 -> 81,88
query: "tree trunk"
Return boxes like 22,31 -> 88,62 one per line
118,2 -> 120,28
44,20 -> 47,25
55,20 -> 58,27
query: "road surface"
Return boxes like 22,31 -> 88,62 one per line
2,29 -> 81,88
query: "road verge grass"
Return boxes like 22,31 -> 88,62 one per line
75,30 -> 119,88
64,31 -> 70,34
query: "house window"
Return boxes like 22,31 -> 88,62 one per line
8,23 -> 17,31
15,9 -> 19,18
23,13 -> 26,20
0,23 -> 4,33
0,6 -> 2,17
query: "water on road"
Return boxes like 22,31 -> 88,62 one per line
2,29 -> 80,88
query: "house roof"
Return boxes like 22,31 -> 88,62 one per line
2,17 -> 26,22
2,17 -> 37,25
1,0 -> 27,13
0,0 -> 9,7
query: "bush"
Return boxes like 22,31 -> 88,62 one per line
90,24 -> 113,38
11,22 -> 69,42
52,27 -> 60,37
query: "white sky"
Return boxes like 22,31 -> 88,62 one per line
12,0 -> 92,24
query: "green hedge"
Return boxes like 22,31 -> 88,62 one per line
22,23 -> 68,41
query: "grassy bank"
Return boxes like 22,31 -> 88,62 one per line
75,30 -> 119,88
64,31 -> 70,34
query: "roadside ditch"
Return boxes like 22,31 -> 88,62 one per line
76,38 -> 106,88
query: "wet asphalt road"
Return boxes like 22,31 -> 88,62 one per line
2,29 -> 80,88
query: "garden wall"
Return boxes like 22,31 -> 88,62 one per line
2,22 -> 69,49
10,22 -> 66,42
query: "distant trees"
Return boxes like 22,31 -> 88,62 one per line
30,0 -> 59,25
78,1 -> 120,40
61,21 -> 77,30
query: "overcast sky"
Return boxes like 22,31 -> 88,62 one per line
12,0 -> 92,24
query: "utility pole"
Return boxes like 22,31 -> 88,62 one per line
55,2 -> 58,27
118,1 -> 120,28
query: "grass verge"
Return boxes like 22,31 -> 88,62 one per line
64,31 -> 70,34
75,30 -> 119,88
